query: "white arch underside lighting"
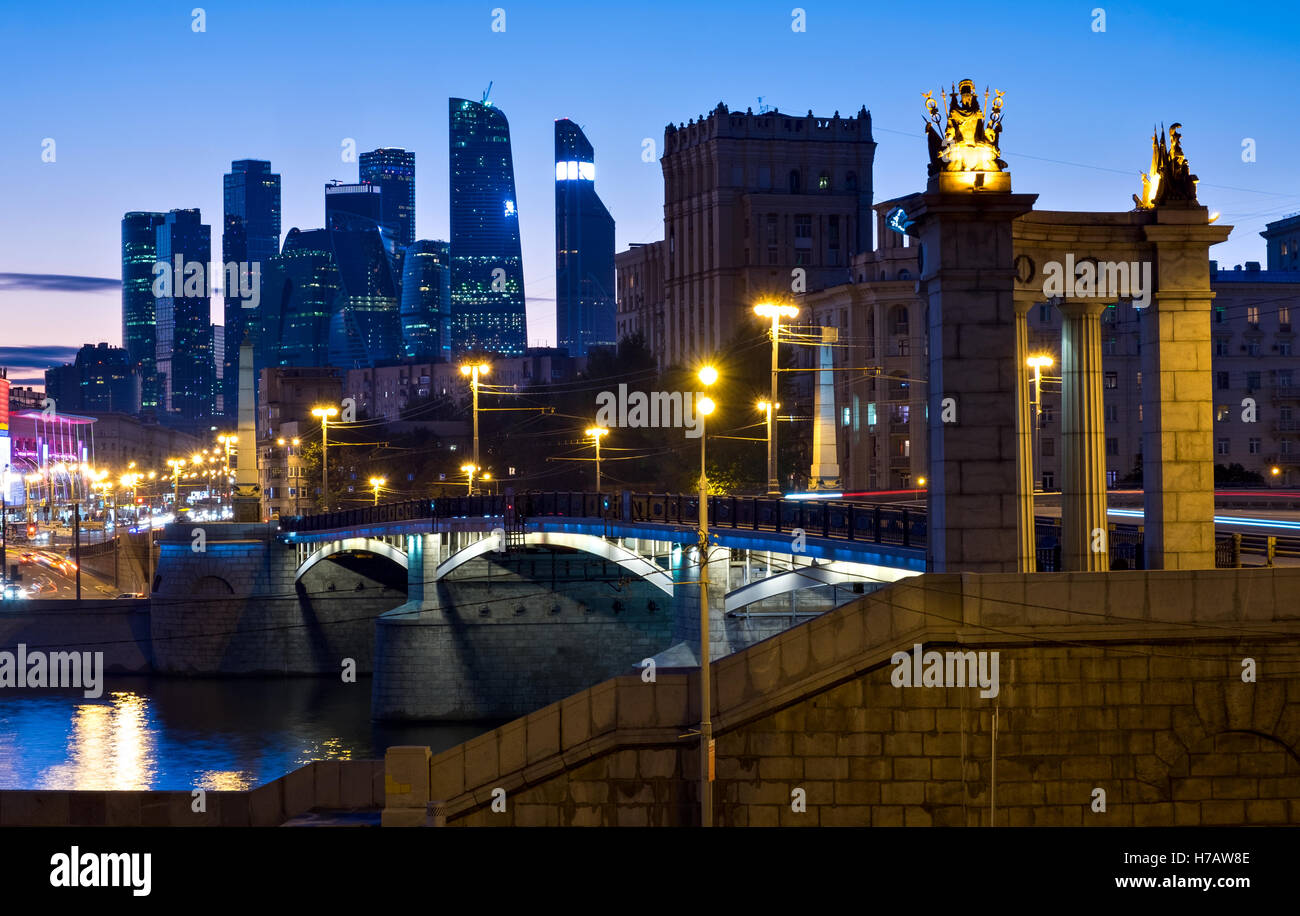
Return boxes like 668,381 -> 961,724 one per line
295,537 -> 409,581
723,562 -> 916,614
434,531 -> 674,596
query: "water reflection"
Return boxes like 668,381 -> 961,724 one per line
0,676 -> 497,791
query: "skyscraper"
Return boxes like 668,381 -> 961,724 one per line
400,240 -> 451,361
449,97 -> 527,357
155,209 -> 216,420
360,148 -> 416,247
222,159 -> 281,420
325,181 -> 383,224
121,211 -> 166,413
555,119 -> 615,357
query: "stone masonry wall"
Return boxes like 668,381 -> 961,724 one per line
407,568 -> 1300,826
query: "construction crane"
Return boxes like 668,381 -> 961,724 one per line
482,81 -> 493,107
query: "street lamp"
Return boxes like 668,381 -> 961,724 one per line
754,301 -> 799,495
1027,355 -> 1054,491
460,362 -> 491,469
216,433 -> 235,507
756,399 -> 781,487
369,476 -> 386,506
585,426 -> 609,492
166,459 -> 186,510
695,363 -> 719,828
460,463 -> 479,496
311,406 -> 339,511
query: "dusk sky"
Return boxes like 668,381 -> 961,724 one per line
2,0 -> 1297,382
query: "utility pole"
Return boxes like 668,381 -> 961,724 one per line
694,365 -> 718,827
73,501 -> 81,600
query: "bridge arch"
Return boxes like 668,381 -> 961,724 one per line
435,531 -> 673,596
295,537 -> 409,583
723,562 -> 917,614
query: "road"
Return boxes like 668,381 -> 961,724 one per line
2,547 -> 121,600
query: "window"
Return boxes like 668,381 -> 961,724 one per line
1217,371 -> 1230,390
1105,404 -> 1118,422
1247,305 -> 1260,326
1281,370 -> 1294,387
794,215 -> 812,239
1281,305 -> 1292,329
1041,403 -> 1054,425
1281,342 -> 1293,356
788,169 -> 801,193
1216,405 -> 1230,421
846,171 -> 858,191
1107,470 -> 1118,487
828,216 -> 840,249
897,338 -> 910,356
1282,405 -> 1294,422
1104,337 -> 1118,356
1104,372 -> 1118,389
1216,438 -> 1230,456
1249,438 -> 1262,454
1041,438 -> 1055,457
1042,471 -> 1055,490
1215,307 -> 1226,324
1247,341 -> 1262,357
841,406 -> 850,427
1039,304 -> 1050,323
1215,338 -> 1229,356
818,172 -> 830,190
1247,371 -> 1261,390
1106,437 -> 1119,456
1136,371 -> 1142,389
1102,304 -> 1117,325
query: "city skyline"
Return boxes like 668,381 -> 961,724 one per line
2,0 -> 1298,382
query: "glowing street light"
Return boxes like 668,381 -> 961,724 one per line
369,476 -> 386,506
460,463 -> 480,496
754,301 -> 799,495
311,406 -> 340,510
1027,355 -> 1054,490
695,362 -> 719,828
460,361 -> 491,470
585,426 -> 609,492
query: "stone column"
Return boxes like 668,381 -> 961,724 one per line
809,326 -> 841,488
1058,299 -> 1109,570
912,187 -> 1038,573
1013,298 -> 1037,570
1142,209 -> 1231,569
908,302 -> 929,488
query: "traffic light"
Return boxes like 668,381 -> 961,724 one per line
26,524 -> 36,538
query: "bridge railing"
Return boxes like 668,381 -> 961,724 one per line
627,493 -> 926,549
280,490 -> 929,550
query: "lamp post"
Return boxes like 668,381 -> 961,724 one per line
585,426 -> 609,492
460,362 -> 491,471
695,363 -> 718,827
311,406 -> 339,511
753,301 -> 799,496
167,459 -> 186,509
217,433 -> 235,508
756,399 -> 780,484
460,463 -> 479,496
369,476 -> 386,506
1027,355 -> 1054,490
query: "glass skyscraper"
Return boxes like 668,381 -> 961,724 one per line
449,97 -> 527,357
554,119 -> 615,357
400,240 -> 451,361
360,148 -> 416,248
222,159 -> 281,420
121,210 -> 166,413
155,209 -> 215,420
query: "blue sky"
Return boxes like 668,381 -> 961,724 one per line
2,0 -> 1297,381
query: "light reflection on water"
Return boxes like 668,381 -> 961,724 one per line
0,676 -> 497,791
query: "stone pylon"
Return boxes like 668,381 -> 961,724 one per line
232,333 -> 261,522
809,326 -> 841,489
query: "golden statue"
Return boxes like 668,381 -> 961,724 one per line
924,79 -> 1007,176
1134,122 -> 1199,209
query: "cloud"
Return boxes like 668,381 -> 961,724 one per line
0,273 -> 119,292
0,346 -> 81,385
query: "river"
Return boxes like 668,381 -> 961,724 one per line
0,675 -> 497,791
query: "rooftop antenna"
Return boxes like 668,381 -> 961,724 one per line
757,96 -> 772,114
482,81 -> 493,106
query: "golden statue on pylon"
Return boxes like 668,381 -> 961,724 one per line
1134,122 -> 1200,209
924,79 -> 1007,177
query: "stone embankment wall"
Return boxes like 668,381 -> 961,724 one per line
385,568 -> 1300,826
